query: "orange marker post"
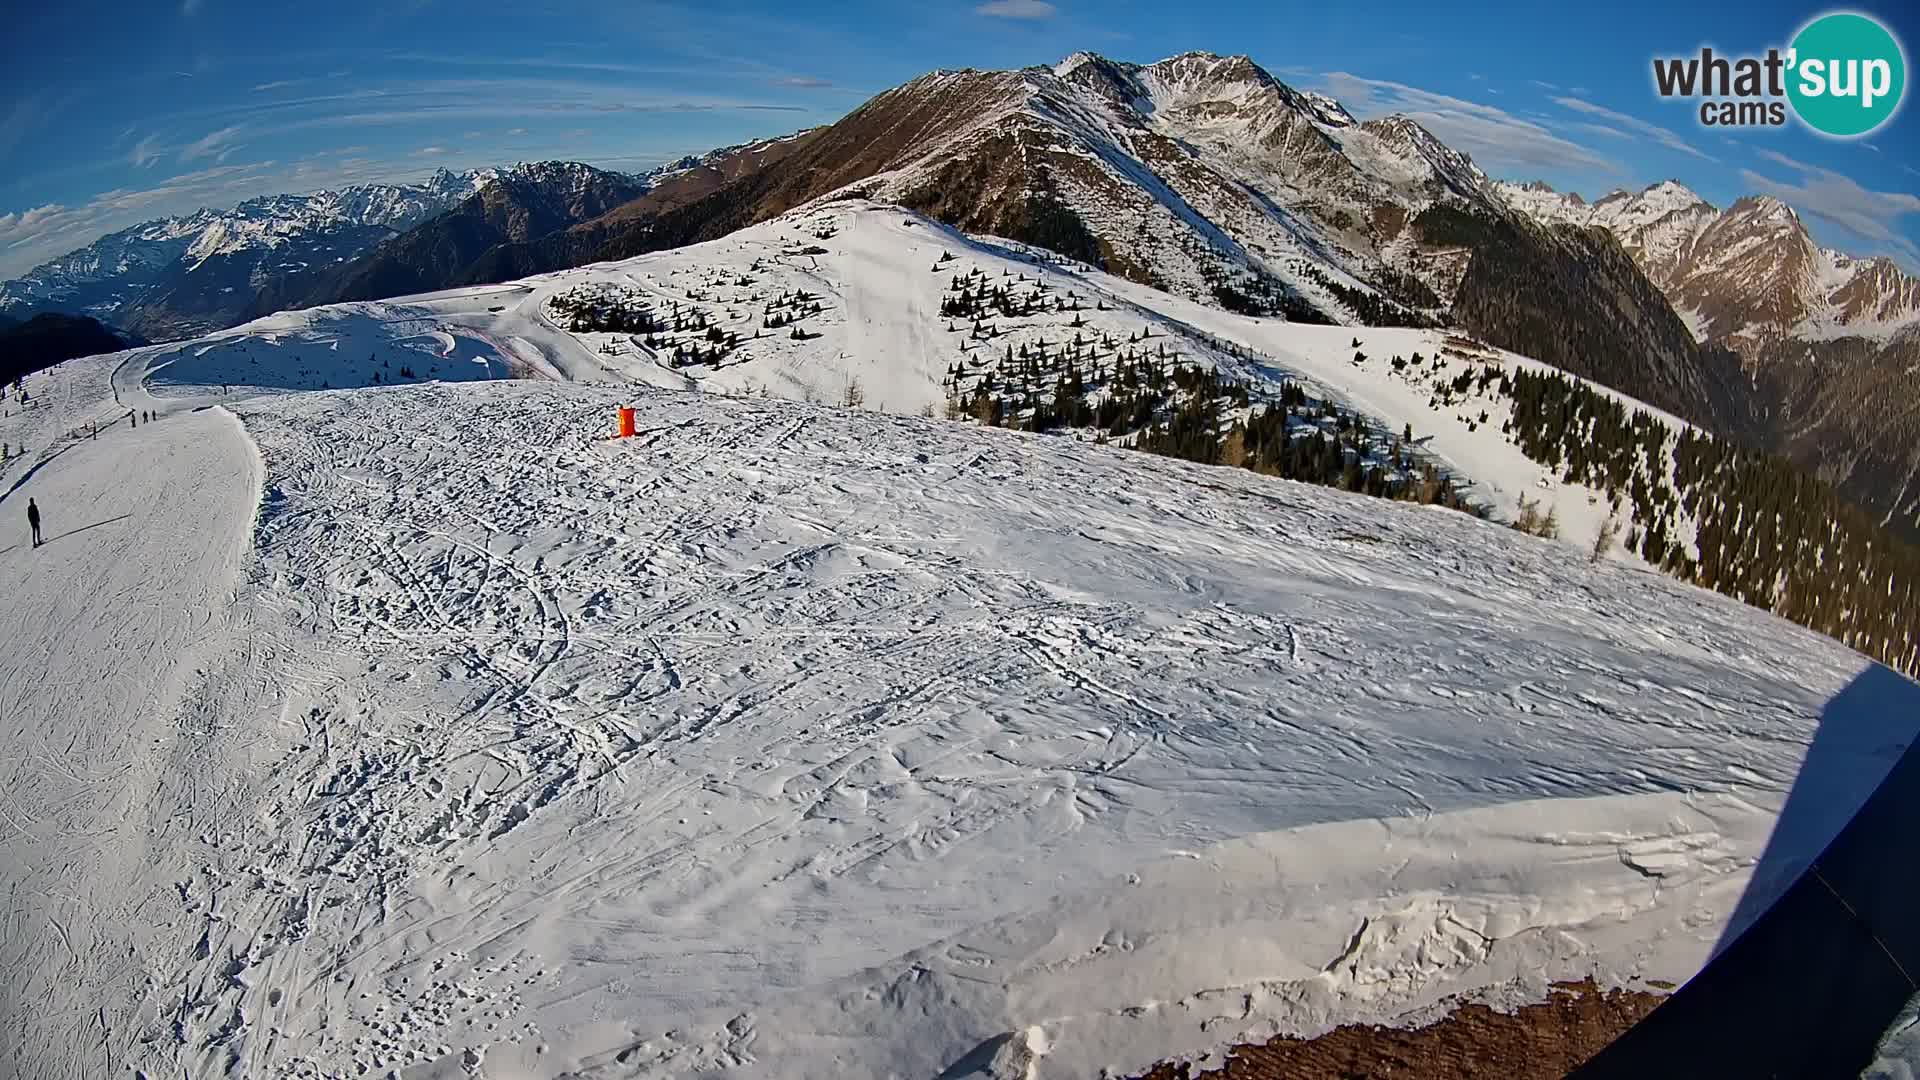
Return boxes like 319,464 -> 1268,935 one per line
616,407 -> 637,438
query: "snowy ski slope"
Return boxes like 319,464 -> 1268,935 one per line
136,201 -> 1698,561
1,202 -> 1915,1080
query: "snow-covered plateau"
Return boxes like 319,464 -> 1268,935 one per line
1,202 -> 1914,1080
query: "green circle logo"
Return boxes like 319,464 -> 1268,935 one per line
1787,12 -> 1906,136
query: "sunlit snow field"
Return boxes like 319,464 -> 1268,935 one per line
0,204 -> 1911,1080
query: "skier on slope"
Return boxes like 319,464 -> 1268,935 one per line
27,498 -> 42,548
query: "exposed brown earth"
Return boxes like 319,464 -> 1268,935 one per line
1130,980 -> 1665,1080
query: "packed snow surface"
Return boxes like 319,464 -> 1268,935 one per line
1,204 -> 1914,1080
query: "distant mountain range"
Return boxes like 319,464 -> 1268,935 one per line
1492,178 -> 1920,538
6,51 -> 1919,536
0,163 -> 650,340
1495,179 -> 1920,347
244,161 -> 650,317
0,167 -> 493,338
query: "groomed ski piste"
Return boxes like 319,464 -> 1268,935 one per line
1,202 -> 1914,1080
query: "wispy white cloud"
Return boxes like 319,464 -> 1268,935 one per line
1754,148 -> 1814,172
238,97 -> 809,137
1320,72 -> 1619,174
1550,96 -> 1715,161
0,161 -> 281,270
771,75 -> 834,89
412,145 -> 449,156
381,53 -> 731,79
292,145 -> 370,161
1568,121 -> 1634,141
254,70 -> 353,93
179,124 -> 244,163
0,204 -> 92,252
1739,155 -> 1920,269
157,77 -> 815,139
975,0 -> 1056,18
130,133 -> 166,168
88,162 -> 278,215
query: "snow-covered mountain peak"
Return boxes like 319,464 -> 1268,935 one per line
1495,178 -> 1719,247
1040,50 -> 1338,131
1726,193 -> 1800,228
0,162 -> 625,336
1136,50 -> 1330,123
1044,51 -> 1154,113
1498,174 -> 1920,346
1344,114 -> 1490,200
805,48 -> 1513,326
1489,179 -> 1588,222
1142,51 -> 1279,92
422,165 -> 490,198
1298,88 -> 1358,128
1053,50 -> 1104,78
1639,178 -> 1708,210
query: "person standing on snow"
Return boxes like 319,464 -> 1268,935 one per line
27,498 -> 42,547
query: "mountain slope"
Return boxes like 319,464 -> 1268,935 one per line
1413,203 -> 1756,437
257,161 -> 648,309
0,165 -> 641,341
376,52 -> 1749,466
4,320 -> 1909,1079
0,169 -> 495,338
16,51 -> 1909,541
0,312 -> 137,385
454,132 -> 819,284
1495,180 -> 1920,348
1496,179 -> 1920,538
106,199 -> 1920,681
5,54 -> 1762,457
402,53 -> 1514,327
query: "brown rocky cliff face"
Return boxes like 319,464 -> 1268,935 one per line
1664,196 -> 1821,347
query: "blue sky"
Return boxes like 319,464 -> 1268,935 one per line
1,0 -> 1915,279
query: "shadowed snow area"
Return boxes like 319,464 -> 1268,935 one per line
0,204 -> 1914,1080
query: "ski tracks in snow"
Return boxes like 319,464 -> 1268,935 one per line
147,380 -> 1861,1078
0,398 -> 265,1080
1,371 -> 1886,1080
